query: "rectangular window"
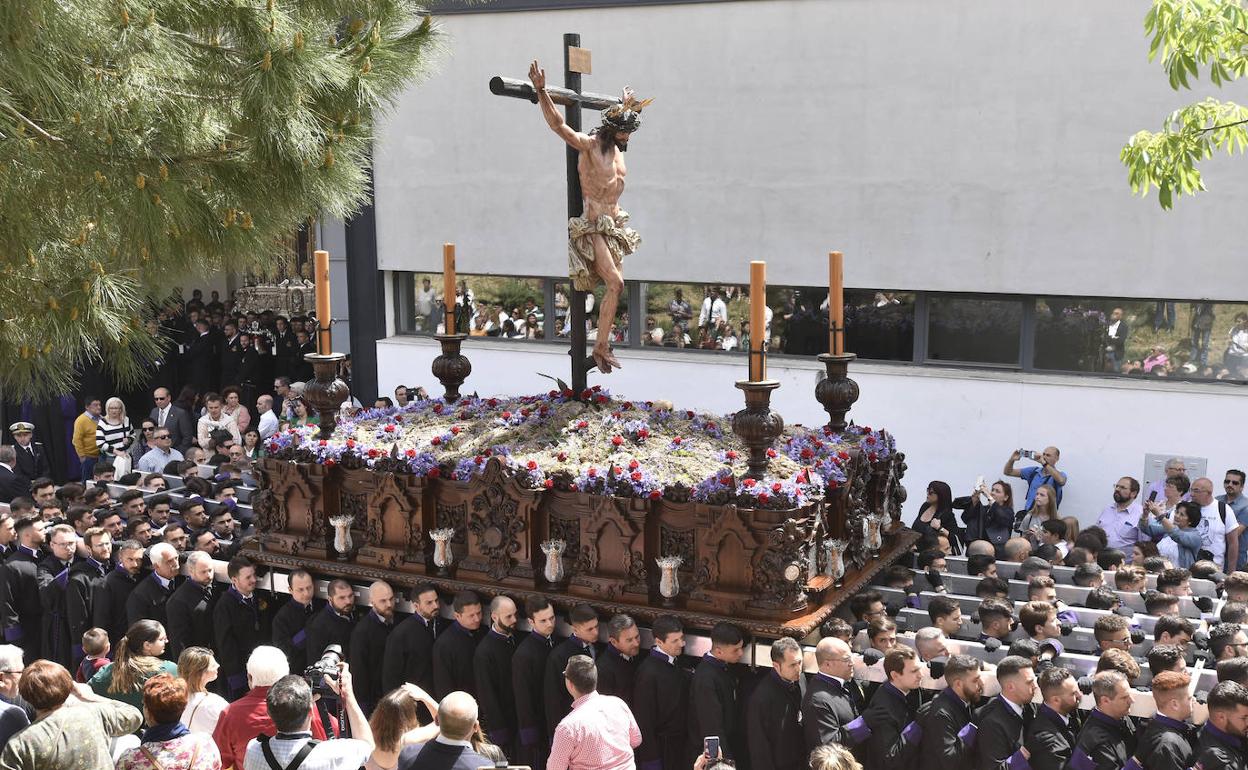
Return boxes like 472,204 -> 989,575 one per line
927,296 -> 1023,365
553,281 -> 631,345
392,272 -> 547,341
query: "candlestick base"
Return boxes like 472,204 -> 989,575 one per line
815,353 -> 860,433
432,334 -> 472,403
303,352 -> 350,440
732,380 -> 784,480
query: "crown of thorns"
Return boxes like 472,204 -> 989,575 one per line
600,92 -> 653,133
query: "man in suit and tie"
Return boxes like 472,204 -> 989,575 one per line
975,655 -> 1038,770
397,691 -> 493,770
802,636 -> 863,752
1024,667 -> 1082,770
166,550 -> 215,659
8,424 -> 48,485
150,387 -> 194,454
125,542 -> 181,631
690,621 -> 746,761
0,447 -> 30,505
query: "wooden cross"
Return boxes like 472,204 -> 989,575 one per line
489,33 -> 623,398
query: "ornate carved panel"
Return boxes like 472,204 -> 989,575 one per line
435,502 -> 467,544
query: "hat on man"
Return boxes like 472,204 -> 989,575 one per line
8,422 -> 33,435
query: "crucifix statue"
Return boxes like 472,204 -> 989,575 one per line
490,34 -> 651,386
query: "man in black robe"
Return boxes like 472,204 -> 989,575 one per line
182,319 -> 216,396
92,539 -> 142,650
801,635 -> 861,753
1023,667 -> 1082,770
348,580 -> 396,714
544,603 -> 601,733
512,596 -> 557,770
305,578 -> 357,661
272,568 -> 320,674
596,613 -> 641,708
212,555 -> 268,699
975,655 -> 1037,770
125,542 -> 180,630
1193,681 -> 1248,770
746,636 -> 807,770
473,595 -> 518,754
916,654 -> 983,770
690,621 -> 745,761
863,646 -> 925,770
1134,670 -> 1196,770
1069,671 -> 1136,770
381,584 -> 445,697
1,517 -> 45,663
166,550 -> 216,659
37,523 -> 78,668
634,614 -> 691,770
67,527 -> 111,668
432,589 -> 484,699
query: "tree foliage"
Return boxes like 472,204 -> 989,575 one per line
0,0 -> 443,397
1122,0 -> 1248,208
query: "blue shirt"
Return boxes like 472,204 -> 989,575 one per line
1020,466 -> 1066,510
1220,493 -> 1248,568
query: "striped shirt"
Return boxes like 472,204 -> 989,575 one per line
95,418 -> 133,455
548,691 -> 641,770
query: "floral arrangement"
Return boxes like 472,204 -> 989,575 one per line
267,387 -> 896,511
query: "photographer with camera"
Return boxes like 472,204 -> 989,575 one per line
955,479 -> 1015,556
241,661 -> 375,770
1003,446 -> 1067,510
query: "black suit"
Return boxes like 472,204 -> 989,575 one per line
0,466 -> 30,505
397,740 -> 493,770
473,629 -> 517,750
37,555 -> 73,668
349,610 -> 395,712
293,341 -> 316,381
125,572 -> 175,629
2,548 -> 43,662
432,621 -> 482,700
596,644 -> 639,708
166,579 -> 214,659
272,598 -> 319,675
690,654 -> 740,760
304,604 -> 355,662
213,587 -> 267,698
543,636 -> 598,736
13,442 -> 48,484
1022,704 -> 1078,770
747,671 -> 806,770
975,695 -> 1033,770
1135,714 -> 1194,770
634,649 -> 691,770
512,631 -> 556,770
1193,722 -> 1247,770
917,688 -> 975,770
863,682 -> 920,770
382,613 -> 447,696
182,333 -> 216,396
150,405 -> 195,454
1070,709 -> 1136,770
66,558 -> 108,666
92,566 -> 139,650
801,672 -> 862,752
219,335 -> 243,389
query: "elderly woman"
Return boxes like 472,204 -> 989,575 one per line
95,396 -> 135,475
116,673 -> 221,770
1144,500 -> 1204,568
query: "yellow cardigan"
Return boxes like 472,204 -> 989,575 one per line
73,413 -> 99,459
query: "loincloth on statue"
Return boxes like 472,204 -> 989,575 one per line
567,211 -> 641,292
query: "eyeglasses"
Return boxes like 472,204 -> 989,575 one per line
155,435 -> 171,440
142,426 -> 155,432
1227,480 -> 1244,486
154,395 -> 169,401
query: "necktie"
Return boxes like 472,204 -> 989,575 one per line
428,618 -> 437,640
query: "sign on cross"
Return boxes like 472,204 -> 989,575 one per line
489,33 -> 629,398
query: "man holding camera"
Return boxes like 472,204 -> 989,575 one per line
1004,447 -> 1067,510
241,664 -> 374,770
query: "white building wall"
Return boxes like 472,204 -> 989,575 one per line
374,0 -> 1248,299
377,335 -> 1245,527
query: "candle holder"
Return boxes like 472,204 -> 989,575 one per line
430,528 -> 456,577
431,334 -> 472,403
815,352 -> 860,433
540,539 -> 567,586
732,380 -> 784,480
303,352 -> 351,440
656,555 -> 683,607
329,514 -> 355,561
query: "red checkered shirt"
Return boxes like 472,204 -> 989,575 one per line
548,691 -> 642,770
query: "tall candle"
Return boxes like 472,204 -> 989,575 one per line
829,251 -> 844,354
443,243 -> 456,335
314,249 -> 331,354
750,260 -> 766,381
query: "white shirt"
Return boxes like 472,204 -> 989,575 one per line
243,732 -> 371,770
181,691 -> 227,735
415,286 -> 436,315
257,409 -> 279,440
1198,500 -> 1241,569
710,298 -> 729,326
196,412 -> 241,448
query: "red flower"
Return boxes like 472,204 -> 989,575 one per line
488,398 -> 499,407
450,426 -> 461,435
394,415 -> 403,422
612,435 -> 624,446
557,451 -> 568,462
637,429 -> 649,439
483,448 -> 492,456
368,448 -> 380,458
758,492 -> 771,504
772,482 -> 783,492
865,435 -> 876,445
742,478 -> 757,488
612,466 -> 623,476
501,411 -> 512,420
562,389 -> 574,397
544,479 -> 554,489
576,420 -> 588,429
800,448 -> 813,459
726,450 -> 738,460
628,459 -> 640,470
433,403 -> 443,413
526,460 -> 538,470
405,449 -> 416,458
631,471 -> 643,482
766,448 -> 777,458
828,479 -> 839,490
623,402 -> 633,410
612,411 -> 622,419
427,467 -> 441,478
861,425 -> 873,433
673,436 -> 683,445
431,436 -> 442,446
650,490 -> 662,500
686,411 -> 695,419
549,390 -> 559,398
837,451 -> 850,461
868,452 -> 878,462
796,471 -> 807,483
319,440 -> 328,447
708,421 -> 717,430
595,395 -> 608,404
588,467 -> 598,477
581,389 -> 593,399
591,385 -> 602,392
325,458 -> 336,467
346,439 -> 355,449
474,456 -> 484,465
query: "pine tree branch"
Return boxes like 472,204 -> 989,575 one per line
1,103 -> 63,142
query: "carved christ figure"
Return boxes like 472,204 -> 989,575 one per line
529,60 -> 651,374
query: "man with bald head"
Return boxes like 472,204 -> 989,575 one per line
802,636 -> 862,751
1004,445 -> 1067,510
474,595 -> 518,755
1192,476 -> 1244,571
398,691 -> 492,770
349,580 -> 396,714
150,386 -> 194,454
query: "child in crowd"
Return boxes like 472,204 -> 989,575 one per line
76,627 -> 111,683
